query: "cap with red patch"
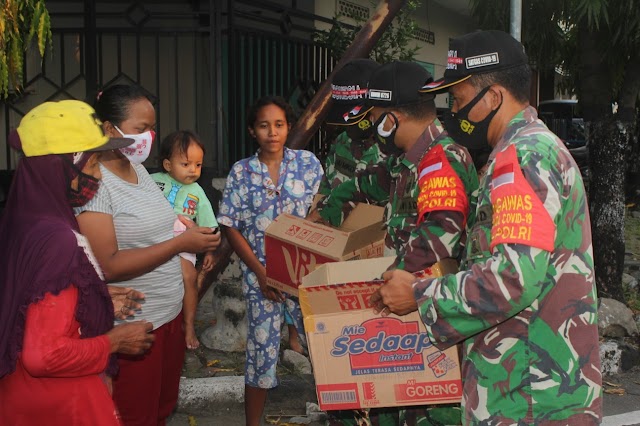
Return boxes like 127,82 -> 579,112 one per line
366,61 -> 434,107
420,30 -> 528,94
325,59 -> 380,126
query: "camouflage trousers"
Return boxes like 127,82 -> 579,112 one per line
326,405 -> 462,426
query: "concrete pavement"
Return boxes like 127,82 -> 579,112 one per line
168,366 -> 640,425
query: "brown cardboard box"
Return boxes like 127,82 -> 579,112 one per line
299,257 -> 461,411
265,203 -> 385,296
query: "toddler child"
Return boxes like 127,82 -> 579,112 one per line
152,130 -> 218,349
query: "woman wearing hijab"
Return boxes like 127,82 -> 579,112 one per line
0,100 -> 156,425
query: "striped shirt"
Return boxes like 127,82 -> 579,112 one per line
75,163 -> 183,330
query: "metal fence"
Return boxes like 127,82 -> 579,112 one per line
1,0 -> 337,175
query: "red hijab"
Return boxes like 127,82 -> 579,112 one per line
0,134 -> 116,378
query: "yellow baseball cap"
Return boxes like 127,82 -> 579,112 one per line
16,100 -> 133,157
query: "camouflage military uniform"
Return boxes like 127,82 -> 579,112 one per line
320,131 -> 384,194
318,131 -> 387,224
319,119 -> 478,272
413,107 -> 602,425
324,119 -> 478,426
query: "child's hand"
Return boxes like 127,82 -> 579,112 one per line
202,252 -> 215,272
257,270 -> 285,302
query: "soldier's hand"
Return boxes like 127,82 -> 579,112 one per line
375,269 -> 418,316
370,289 -> 387,315
306,209 -> 328,225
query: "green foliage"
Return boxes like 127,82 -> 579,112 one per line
312,0 -> 421,64
470,0 -> 640,101
622,267 -> 640,310
0,0 -> 52,99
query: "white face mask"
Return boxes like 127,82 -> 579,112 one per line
376,113 -> 397,137
114,125 -> 155,164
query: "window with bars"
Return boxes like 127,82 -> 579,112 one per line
336,0 -> 370,20
414,27 -> 435,44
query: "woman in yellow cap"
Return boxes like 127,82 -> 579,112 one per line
0,100 -> 156,425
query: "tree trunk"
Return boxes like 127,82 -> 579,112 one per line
619,53 -> 640,200
578,21 -> 626,302
588,117 -> 626,302
287,0 -> 407,149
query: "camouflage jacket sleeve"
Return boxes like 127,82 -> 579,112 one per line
318,169 -> 333,197
318,155 -> 394,227
318,132 -> 348,196
398,141 -> 478,272
413,145 -> 559,349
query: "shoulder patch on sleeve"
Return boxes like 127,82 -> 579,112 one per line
490,144 -> 555,252
417,144 -> 469,224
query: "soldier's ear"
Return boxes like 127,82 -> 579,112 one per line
487,85 -> 504,111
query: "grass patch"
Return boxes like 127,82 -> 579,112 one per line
625,214 -> 640,259
624,213 -> 640,311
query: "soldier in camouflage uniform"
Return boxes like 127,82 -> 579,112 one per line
315,61 -> 478,272
374,30 -> 602,425
318,61 -> 478,426
319,130 -> 384,196
318,59 -> 388,223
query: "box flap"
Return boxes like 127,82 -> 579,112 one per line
300,258 -> 459,319
300,258 -> 394,318
302,257 -> 394,288
341,204 -> 384,232
265,214 -> 350,259
342,222 -> 386,255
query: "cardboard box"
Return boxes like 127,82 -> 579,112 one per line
300,257 -> 461,411
265,203 -> 386,296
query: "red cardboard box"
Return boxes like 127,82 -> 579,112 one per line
299,257 -> 461,411
265,203 -> 385,296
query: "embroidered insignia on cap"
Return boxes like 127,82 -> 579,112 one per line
368,89 -> 392,101
421,81 -> 441,90
465,52 -> 499,69
446,50 -> 464,70
331,85 -> 367,101
343,105 -> 363,122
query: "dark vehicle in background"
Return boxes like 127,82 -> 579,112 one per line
537,100 -> 589,180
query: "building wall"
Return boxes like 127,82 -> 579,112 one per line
1,0 -> 476,171
314,0 -> 475,108
0,1 -> 213,171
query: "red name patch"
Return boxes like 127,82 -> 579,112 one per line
417,144 -> 468,224
490,144 -> 555,252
